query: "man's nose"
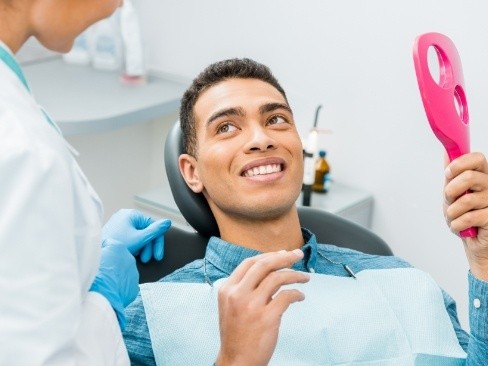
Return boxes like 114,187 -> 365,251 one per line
244,126 -> 277,152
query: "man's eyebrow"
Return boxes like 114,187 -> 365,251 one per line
259,102 -> 293,115
207,107 -> 246,126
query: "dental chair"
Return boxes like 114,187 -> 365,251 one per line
137,122 -> 393,283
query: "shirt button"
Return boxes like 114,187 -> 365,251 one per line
473,298 -> 481,309
309,268 -> 315,273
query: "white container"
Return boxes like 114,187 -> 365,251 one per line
63,31 -> 91,65
120,0 -> 146,84
91,11 -> 122,71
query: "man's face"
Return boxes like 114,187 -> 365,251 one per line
180,78 -> 304,222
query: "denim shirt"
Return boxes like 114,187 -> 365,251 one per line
123,229 -> 487,365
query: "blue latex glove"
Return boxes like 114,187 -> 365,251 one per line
102,209 -> 172,263
89,241 -> 139,330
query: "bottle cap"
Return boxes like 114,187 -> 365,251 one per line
319,150 -> 326,157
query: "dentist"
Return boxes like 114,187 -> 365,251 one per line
0,0 -> 170,364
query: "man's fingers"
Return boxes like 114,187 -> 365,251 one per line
445,170 -> 488,205
445,152 -> 488,181
233,250 -> 304,293
226,250 -> 304,287
268,289 -> 306,316
445,189 -> 488,218
448,207 -> 488,234
445,190 -> 488,235
224,252 -> 278,286
255,269 -> 310,305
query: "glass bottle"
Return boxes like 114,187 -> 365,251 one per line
312,150 -> 330,193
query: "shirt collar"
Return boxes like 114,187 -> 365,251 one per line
0,41 -> 30,91
204,228 -> 318,275
0,40 -> 14,56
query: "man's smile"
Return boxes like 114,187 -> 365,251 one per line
243,163 -> 282,177
240,157 -> 286,177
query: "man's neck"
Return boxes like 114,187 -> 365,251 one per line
216,207 -> 304,252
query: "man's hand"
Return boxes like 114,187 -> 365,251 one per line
444,152 -> 488,280
215,249 -> 310,366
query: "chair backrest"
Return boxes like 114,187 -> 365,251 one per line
137,122 -> 393,283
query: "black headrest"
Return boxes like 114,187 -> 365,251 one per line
164,122 -> 220,238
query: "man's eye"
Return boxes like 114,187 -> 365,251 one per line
268,115 -> 287,125
217,123 -> 237,134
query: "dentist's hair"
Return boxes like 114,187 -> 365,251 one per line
179,58 -> 288,157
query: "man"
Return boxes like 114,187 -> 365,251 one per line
123,58 -> 488,365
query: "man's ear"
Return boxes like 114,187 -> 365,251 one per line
178,154 -> 204,193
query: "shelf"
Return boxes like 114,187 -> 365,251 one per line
23,58 -> 188,135
296,183 -> 373,228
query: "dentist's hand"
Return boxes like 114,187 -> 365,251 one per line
89,243 -> 139,330
102,209 -> 171,263
215,249 -> 310,366
444,152 -> 488,281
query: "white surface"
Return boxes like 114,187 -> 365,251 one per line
22,58 -> 187,135
133,0 -> 486,330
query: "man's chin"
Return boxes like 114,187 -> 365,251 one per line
240,202 -> 297,221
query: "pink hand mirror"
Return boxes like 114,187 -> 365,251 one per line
413,32 -> 477,237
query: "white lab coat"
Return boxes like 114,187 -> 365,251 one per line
0,46 -> 130,365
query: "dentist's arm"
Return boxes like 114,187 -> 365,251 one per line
215,250 -> 310,366
89,243 -> 140,330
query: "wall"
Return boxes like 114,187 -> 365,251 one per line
65,113 -> 177,222
17,37 -> 58,64
133,0 -> 488,329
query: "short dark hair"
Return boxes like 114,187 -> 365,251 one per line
179,58 -> 288,157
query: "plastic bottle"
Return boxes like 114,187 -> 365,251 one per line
312,150 -> 330,193
91,11 -> 122,71
120,0 -> 146,84
63,31 -> 91,65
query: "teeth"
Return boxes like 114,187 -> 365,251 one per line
245,164 -> 281,177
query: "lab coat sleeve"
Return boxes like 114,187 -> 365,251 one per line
0,113 -> 128,365
77,292 -> 130,365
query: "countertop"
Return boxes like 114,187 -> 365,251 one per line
23,58 -> 188,135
